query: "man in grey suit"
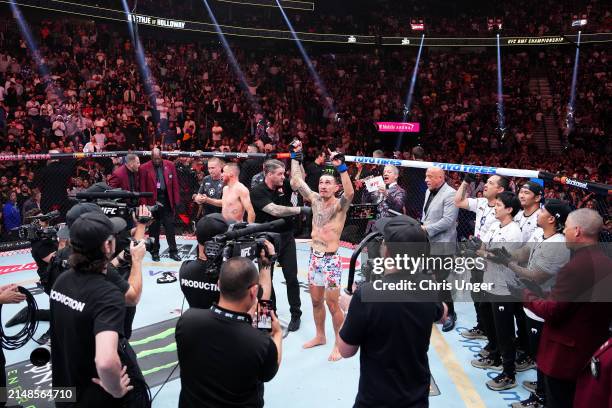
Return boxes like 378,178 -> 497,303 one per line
421,167 -> 459,331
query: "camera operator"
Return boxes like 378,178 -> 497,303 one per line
179,214 -> 230,309
176,251 -> 280,408
250,159 -> 309,332
5,208 -> 56,339
0,284 -> 26,408
337,215 -> 447,407
47,202 -> 150,339
50,212 -> 144,407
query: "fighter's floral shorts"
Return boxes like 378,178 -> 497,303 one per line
308,250 -> 342,289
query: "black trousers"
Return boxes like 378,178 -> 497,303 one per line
149,191 -> 177,255
525,313 -> 545,398
470,266 -> 485,330
432,257 -> 454,315
480,292 -> 518,374
542,374 -> 576,408
270,233 -> 301,318
514,306 -> 529,354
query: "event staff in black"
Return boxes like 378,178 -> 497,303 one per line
0,284 -> 26,407
50,211 -> 146,407
250,159 -> 310,331
338,215 -> 447,407
193,157 -> 224,217
176,256 -> 281,408
179,214 -> 230,309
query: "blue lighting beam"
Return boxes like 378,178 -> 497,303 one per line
396,34 -> 425,150
9,0 -> 63,101
275,0 -> 335,116
495,33 -> 506,139
566,31 -> 582,133
201,0 -> 261,113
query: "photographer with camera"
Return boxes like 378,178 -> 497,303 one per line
50,211 -> 144,407
47,202 -> 151,340
179,214 -> 229,309
176,251 -> 280,408
250,159 -> 308,332
5,208 -> 58,339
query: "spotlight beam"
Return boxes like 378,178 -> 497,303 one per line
396,34 -> 425,150
275,0 -> 335,115
566,30 -> 582,133
121,0 -> 156,102
201,0 -> 261,113
496,33 -> 506,138
9,0 -> 63,101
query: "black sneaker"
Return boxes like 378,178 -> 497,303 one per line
461,326 -> 487,340
515,354 -> 536,372
152,253 -> 160,262
287,316 -> 301,332
522,380 -> 537,393
169,252 -> 182,262
510,393 -> 545,408
442,312 -> 457,332
471,357 -> 502,370
486,372 -> 517,391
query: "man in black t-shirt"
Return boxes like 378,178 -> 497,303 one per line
304,150 -> 326,193
250,159 -> 310,331
338,215 -> 447,407
179,214 -> 229,309
176,257 -> 281,408
51,212 -> 145,407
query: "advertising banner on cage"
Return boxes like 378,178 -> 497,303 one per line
375,122 -> 420,132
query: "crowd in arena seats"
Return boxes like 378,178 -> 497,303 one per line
0,16 -> 609,238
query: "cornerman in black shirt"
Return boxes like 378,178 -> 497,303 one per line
176,255 -> 281,408
250,159 -> 310,331
179,213 -> 230,309
338,215 -> 447,407
50,211 -> 146,407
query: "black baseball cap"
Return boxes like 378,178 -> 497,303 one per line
66,202 -> 104,226
520,181 -> 543,196
86,182 -> 112,193
196,213 -> 230,245
70,212 -> 126,253
375,215 -> 428,243
543,199 -> 571,227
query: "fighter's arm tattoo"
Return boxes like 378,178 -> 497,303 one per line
262,203 -> 301,217
290,159 -> 318,202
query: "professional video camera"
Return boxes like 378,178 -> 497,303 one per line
18,210 -> 61,240
75,189 -> 159,224
205,220 -> 285,267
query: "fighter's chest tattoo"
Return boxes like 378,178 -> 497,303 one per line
313,200 -> 337,227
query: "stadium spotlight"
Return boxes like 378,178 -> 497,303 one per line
410,18 -> 425,31
571,13 -> 588,28
487,17 -> 503,31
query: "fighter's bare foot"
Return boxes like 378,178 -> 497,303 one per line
303,336 -> 326,349
328,345 -> 343,362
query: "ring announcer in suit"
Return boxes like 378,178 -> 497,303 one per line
421,167 -> 459,332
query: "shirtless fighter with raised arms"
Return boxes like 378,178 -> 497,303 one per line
290,140 -> 354,361
194,162 -> 255,223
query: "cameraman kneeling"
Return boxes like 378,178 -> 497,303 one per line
176,250 -> 280,408
50,212 -> 142,407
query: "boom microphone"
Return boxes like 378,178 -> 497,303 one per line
76,191 -> 153,200
216,219 -> 286,241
